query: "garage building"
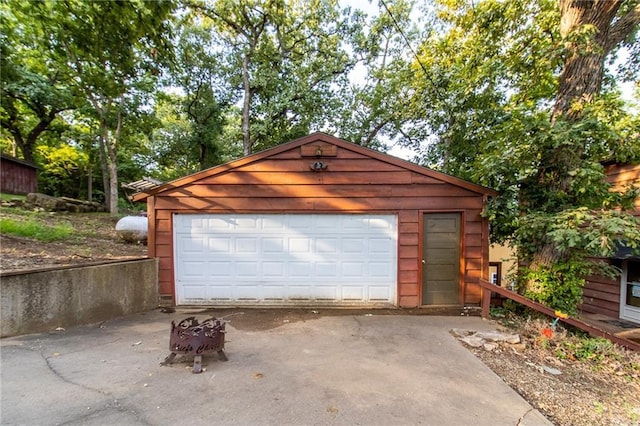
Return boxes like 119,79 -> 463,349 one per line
132,133 -> 496,308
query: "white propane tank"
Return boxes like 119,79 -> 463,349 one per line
115,215 -> 148,243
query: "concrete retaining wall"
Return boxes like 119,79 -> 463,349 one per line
1,258 -> 158,337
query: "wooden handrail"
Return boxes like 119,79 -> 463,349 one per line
479,279 -> 640,352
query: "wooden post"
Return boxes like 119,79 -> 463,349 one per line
481,285 -> 491,319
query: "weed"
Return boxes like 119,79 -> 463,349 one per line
593,401 -> 605,415
625,403 -> 640,423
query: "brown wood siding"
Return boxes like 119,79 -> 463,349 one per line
580,163 -> 639,318
604,163 -> 640,215
0,156 -> 37,195
582,263 -> 621,318
148,136 -> 492,307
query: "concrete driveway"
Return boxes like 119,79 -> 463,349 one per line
1,310 -> 551,425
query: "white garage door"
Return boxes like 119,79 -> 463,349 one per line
174,214 -> 397,306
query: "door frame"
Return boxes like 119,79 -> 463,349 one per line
419,210 -> 465,306
619,260 -> 640,324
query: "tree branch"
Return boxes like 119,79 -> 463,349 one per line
605,1 -> 640,52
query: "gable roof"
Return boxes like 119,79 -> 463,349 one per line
131,132 -> 497,202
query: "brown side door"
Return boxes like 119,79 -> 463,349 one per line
421,213 -> 461,305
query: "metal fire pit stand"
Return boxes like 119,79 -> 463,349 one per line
161,317 -> 227,373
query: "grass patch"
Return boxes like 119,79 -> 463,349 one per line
0,217 -> 73,242
0,193 -> 26,201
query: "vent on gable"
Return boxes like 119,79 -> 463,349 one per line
301,142 -> 338,157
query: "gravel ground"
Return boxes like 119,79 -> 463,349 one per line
461,316 -> 640,426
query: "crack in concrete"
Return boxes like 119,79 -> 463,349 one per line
516,407 -> 534,425
5,346 -> 151,425
41,350 -> 109,396
56,399 -> 153,426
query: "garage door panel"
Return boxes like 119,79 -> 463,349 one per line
314,285 -> 338,299
236,261 -> 259,277
369,286 -> 393,301
343,216 -> 368,230
290,262 -> 312,277
342,262 -> 364,276
370,262 -> 393,277
342,286 -> 364,300
343,238 -> 365,253
182,285 -> 206,300
235,217 -> 258,229
316,262 -> 338,277
263,237 -> 286,253
316,238 -> 339,253
316,215 -> 337,229
370,238 -> 394,254
263,261 -> 285,277
174,214 -> 397,306
177,261 -> 206,278
290,238 -> 312,253
206,217 -> 234,230
236,238 -> 258,253
178,236 -> 206,254
263,285 -> 288,299
288,284 -> 313,299
209,261 -> 232,277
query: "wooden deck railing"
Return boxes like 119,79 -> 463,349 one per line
479,279 -> 640,352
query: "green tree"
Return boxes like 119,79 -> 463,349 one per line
36,143 -> 88,198
148,93 -> 201,180
0,1 -> 77,163
410,0 -> 640,312
333,0 -> 420,150
187,0 -> 357,155
524,0 -> 640,296
26,0 -> 175,214
169,16 -> 231,169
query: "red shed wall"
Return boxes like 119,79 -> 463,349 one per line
604,163 -> 640,214
148,145 -> 490,307
0,157 -> 37,195
582,262 -> 622,318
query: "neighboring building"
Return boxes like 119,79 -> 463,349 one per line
132,133 -> 497,307
0,154 -> 38,195
489,243 -> 517,288
582,162 -> 640,324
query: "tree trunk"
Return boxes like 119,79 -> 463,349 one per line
4,115 -> 56,164
552,0 -> 621,122
97,121 -> 111,212
106,103 -> 123,216
241,54 -> 252,156
523,0 -> 640,294
87,168 -> 93,202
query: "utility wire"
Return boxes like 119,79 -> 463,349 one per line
378,0 -> 445,102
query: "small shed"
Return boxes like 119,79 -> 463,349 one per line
132,133 -> 497,308
0,154 -> 38,195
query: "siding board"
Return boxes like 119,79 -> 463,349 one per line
195,171 -> 415,185
154,196 -> 483,211
159,184 -> 477,199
